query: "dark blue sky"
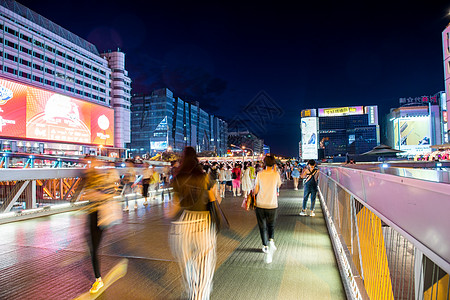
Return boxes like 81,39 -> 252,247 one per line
19,0 -> 450,156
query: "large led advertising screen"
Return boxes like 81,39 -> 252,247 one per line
318,106 -> 364,117
0,78 -> 114,146
301,117 -> 318,160
393,117 -> 431,155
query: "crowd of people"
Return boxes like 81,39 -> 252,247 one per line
80,150 -> 320,298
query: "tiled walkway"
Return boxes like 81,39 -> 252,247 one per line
0,184 -> 345,299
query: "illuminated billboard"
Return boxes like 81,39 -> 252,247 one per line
318,106 -> 364,117
301,117 -> 318,160
393,117 -> 431,155
0,78 -> 114,146
150,141 -> 168,151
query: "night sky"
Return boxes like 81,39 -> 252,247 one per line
18,0 -> 450,156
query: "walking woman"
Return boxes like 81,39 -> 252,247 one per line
231,163 -> 242,196
241,162 -> 253,198
82,158 -> 120,294
291,161 -> 301,190
169,147 -> 218,300
218,164 -> 227,198
253,154 -> 282,264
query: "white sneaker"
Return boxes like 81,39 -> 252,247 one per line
143,201 -> 148,206
265,252 -> 273,264
237,193 -> 241,196
134,204 -> 138,209
269,239 -> 277,251
310,210 -> 315,217
299,210 -> 307,216
262,246 -> 269,253
123,206 -> 129,211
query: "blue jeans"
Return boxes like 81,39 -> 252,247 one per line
302,182 -> 317,211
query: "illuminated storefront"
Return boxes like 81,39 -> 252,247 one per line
0,77 -> 114,155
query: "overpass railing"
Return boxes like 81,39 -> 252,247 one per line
0,164 -> 170,218
319,166 -> 450,300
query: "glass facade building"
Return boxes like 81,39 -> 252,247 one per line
130,88 -> 228,157
301,106 -> 380,159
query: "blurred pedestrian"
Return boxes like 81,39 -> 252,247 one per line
169,147 -> 218,300
218,164 -> 227,198
120,160 -> 137,211
291,161 -> 301,190
232,163 -> 242,197
225,165 -> 233,192
300,160 -> 319,217
141,162 -> 152,205
241,162 -> 252,199
82,158 -> 120,294
253,154 -> 282,264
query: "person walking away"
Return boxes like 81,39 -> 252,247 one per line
253,154 -> 282,264
291,162 -> 301,190
248,162 -> 256,188
299,160 -> 319,217
142,162 -> 152,206
120,160 -> 137,211
225,165 -> 233,192
232,163 -> 242,197
241,162 -> 253,199
82,159 -> 120,294
169,147 -> 218,300
218,164 -> 227,198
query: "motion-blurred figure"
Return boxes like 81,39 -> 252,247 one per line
120,160 -> 137,211
169,147 -> 217,300
82,158 -> 120,294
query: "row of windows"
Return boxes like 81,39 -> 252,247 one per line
1,51 -> 107,94
2,65 -> 107,103
2,38 -> 108,85
0,18 -> 107,73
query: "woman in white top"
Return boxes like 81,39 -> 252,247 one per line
218,164 -> 227,198
225,165 -> 233,192
241,162 -> 253,198
253,154 -> 282,264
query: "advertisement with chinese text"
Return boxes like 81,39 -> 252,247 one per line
301,117 -> 318,160
318,106 -> 364,117
393,117 -> 431,155
0,78 -> 114,146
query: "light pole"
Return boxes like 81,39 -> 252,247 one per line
230,144 -> 244,162
242,146 -> 255,162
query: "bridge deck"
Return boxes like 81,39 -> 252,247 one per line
0,185 -> 344,299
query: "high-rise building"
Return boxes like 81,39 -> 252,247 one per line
300,106 -> 380,159
0,0 -> 131,156
386,93 -> 446,156
441,25 -> 450,142
228,130 -> 264,156
130,88 -> 227,157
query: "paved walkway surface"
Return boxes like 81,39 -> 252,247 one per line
0,183 -> 345,300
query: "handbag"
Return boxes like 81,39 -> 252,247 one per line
206,178 -> 230,232
241,193 -> 256,211
208,199 -> 230,233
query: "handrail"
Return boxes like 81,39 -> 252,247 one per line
320,166 -> 450,275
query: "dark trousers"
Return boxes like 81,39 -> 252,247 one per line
255,207 -> 278,246
88,211 -> 104,278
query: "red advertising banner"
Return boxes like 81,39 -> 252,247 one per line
0,78 -> 114,146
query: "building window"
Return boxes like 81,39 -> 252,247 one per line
32,63 -> 43,71
45,68 -> 54,75
5,40 -> 18,49
5,53 -> 18,62
19,71 -> 31,79
19,58 -> 31,67
32,75 -> 43,83
44,79 -> 54,86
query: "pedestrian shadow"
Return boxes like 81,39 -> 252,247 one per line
220,229 -> 244,242
235,248 -> 261,253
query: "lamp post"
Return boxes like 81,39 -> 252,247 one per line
242,146 -> 255,162
230,144 -> 244,162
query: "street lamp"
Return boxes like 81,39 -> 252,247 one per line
242,146 -> 255,162
230,144 -> 244,162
